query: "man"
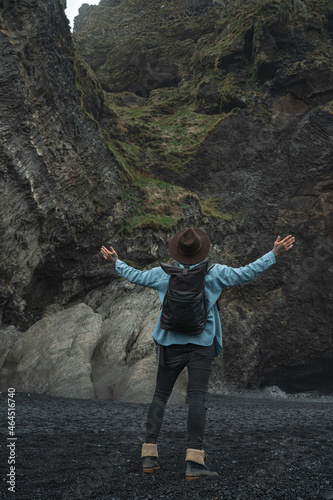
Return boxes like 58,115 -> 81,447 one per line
101,228 -> 295,480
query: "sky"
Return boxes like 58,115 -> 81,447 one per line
65,0 -> 100,29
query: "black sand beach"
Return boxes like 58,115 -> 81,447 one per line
1,392 -> 333,500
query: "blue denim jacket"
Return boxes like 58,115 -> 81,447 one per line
115,251 -> 276,357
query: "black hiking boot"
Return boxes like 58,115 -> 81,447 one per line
141,443 -> 160,474
185,448 -> 218,480
142,456 -> 161,474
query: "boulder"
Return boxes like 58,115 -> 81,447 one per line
86,280 -> 187,404
0,304 -> 102,399
0,288 -> 188,403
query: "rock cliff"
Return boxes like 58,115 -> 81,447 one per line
73,0 -> 333,394
0,0 -> 123,329
0,0 -> 332,400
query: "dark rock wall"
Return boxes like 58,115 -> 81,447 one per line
0,0 -> 122,328
180,105 -> 333,390
73,0 -> 219,94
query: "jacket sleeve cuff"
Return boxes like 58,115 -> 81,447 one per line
269,250 -> 276,264
114,258 -> 123,275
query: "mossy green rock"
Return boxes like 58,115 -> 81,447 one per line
74,0 -> 333,109
74,0 -> 333,189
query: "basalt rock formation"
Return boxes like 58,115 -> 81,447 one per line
0,0 -> 332,400
74,0 -> 219,95
0,0 -> 124,329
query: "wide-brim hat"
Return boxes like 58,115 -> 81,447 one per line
169,227 -> 210,265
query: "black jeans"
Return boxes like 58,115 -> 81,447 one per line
145,343 -> 214,450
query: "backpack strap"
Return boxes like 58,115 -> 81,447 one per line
160,258 -> 212,273
182,265 -> 190,276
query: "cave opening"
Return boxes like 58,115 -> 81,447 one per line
260,361 -> 333,395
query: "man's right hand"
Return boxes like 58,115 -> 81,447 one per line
272,235 -> 295,258
101,245 -> 118,264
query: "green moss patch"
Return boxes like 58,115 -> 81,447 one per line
104,135 -> 199,233
103,87 -> 225,174
200,198 -> 242,222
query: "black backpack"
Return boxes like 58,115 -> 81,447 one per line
160,259 -> 215,335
